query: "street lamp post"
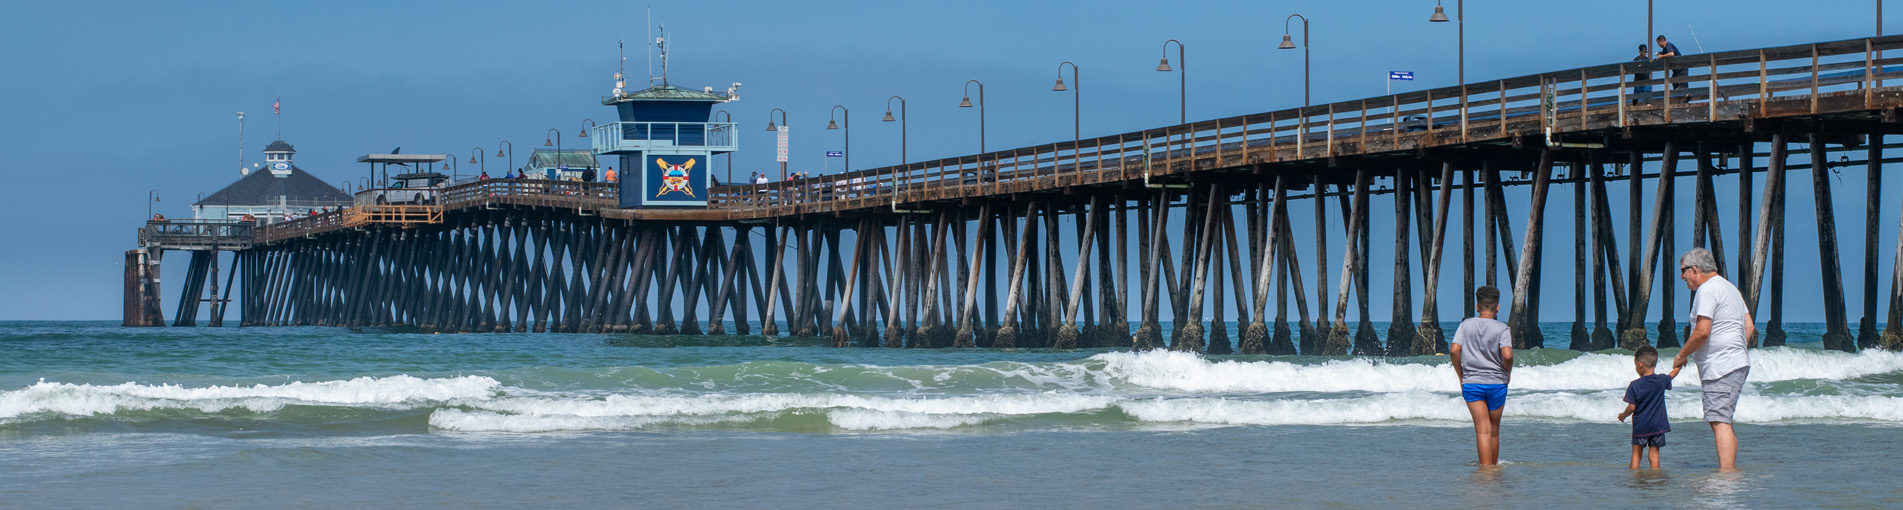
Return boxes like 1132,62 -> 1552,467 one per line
148,189 -> 161,220
714,110 -> 733,184
1158,39 -> 1186,124
883,96 -> 907,164
496,141 -> 514,175
767,108 -> 789,180
1053,61 -> 1080,142
578,119 -> 598,181
1429,0 -> 1468,137
1278,14 -> 1310,107
960,80 -> 986,154
469,148 -> 485,181
545,128 -> 562,180
826,105 -> 850,175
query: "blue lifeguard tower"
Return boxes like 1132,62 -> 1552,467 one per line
593,76 -> 738,208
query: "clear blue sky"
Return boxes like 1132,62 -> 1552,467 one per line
0,0 -> 1891,321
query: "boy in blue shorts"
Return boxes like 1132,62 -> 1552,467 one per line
1450,285 -> 1513,466
1618,345 -> 1682,469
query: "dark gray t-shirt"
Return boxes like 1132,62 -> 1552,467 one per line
1452,317 -> 1512,385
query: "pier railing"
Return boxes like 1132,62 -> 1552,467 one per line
140,219 -> 255,250
704,35 -> 1903,218
245,34 -> 1903,244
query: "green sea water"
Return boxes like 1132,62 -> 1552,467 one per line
2,321 -> 1899,508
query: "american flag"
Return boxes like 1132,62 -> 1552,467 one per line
273,97 -> 280,115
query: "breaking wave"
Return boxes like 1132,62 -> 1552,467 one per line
4,347 -> 1899,432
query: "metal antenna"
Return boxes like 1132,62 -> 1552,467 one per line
646,6 -> 654,86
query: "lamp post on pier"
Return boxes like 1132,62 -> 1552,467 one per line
960,80 -> 986,154
1157,39 -> 1186,124
1052,61 -> 1080,142
1278,14 -> 1311,106
470,148 -> 485,181
714,110 -> 733,184
883,96 -> 907,164
148,189 -> 161,220
767,108 -> 788,180
1429,0 -> 1468,137
545,128 -> 562,180
826,105 -> 850,175
496,141 -> 514,175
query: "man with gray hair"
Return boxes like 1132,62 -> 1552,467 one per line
1671,247 -> 1754,470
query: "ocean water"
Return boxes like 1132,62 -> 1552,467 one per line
2,320 -> 1900,508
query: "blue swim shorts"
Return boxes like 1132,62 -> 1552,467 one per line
1461,383 -> 1509,411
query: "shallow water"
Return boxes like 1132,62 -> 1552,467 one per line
2,321 -> 1898,508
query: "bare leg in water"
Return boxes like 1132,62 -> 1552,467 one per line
1466,400 -> 1503,465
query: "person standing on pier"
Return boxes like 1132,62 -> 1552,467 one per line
1631,44 -> 1653,102
1671,248 -> 1753,470
1450,286 -> 1513,466
1655,35 -> 1687,89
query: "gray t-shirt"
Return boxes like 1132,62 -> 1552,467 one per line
1452,317 -> 1513,385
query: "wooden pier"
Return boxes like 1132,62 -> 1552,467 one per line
131,35 -> 1903,353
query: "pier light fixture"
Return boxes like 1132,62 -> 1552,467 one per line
1053,61 -> 1079,142
545,129 -> 563,178
497,141 -> 513,174
1158,39 -> 1185,124
883,95 -> 906,164
767,108 -> 789,180
714,110 -> 734,184
827,105 -> 849,174
470,148 -> 486,182
1279,14 -> 1311,107
148,189 -> 161,220
579,119 -> 596,138
1426,0 -> 1466,138
961,80 -> 986,154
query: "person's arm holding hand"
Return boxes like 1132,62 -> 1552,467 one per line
1618,402 -> 1636,422
1672,317 -> 1713,372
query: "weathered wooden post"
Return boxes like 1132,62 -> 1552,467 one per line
1325,170 -> 1371,356
1414,163 -> 1455,355
1809,134 -> 1857,352
1858,134 -> 1882,349
1506,151 -> 1554,349
994,202 -> 1039,349
1623,145 -> 1675,349
1241,176 -> 1287,355
1656,149 -> 1680,349
1055,197 -> 1102,349
1174,184 -> 1222,353
1387,168 -> 1418,356
1570,162 -> 1590,351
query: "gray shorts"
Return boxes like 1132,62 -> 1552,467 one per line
1702,366 -> 1750,424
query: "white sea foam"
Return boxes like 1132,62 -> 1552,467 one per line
1118,390 -> 1903,426
1091,348 -> 1903,394
428,392 -> 1120,432
0,375 -> 501,420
